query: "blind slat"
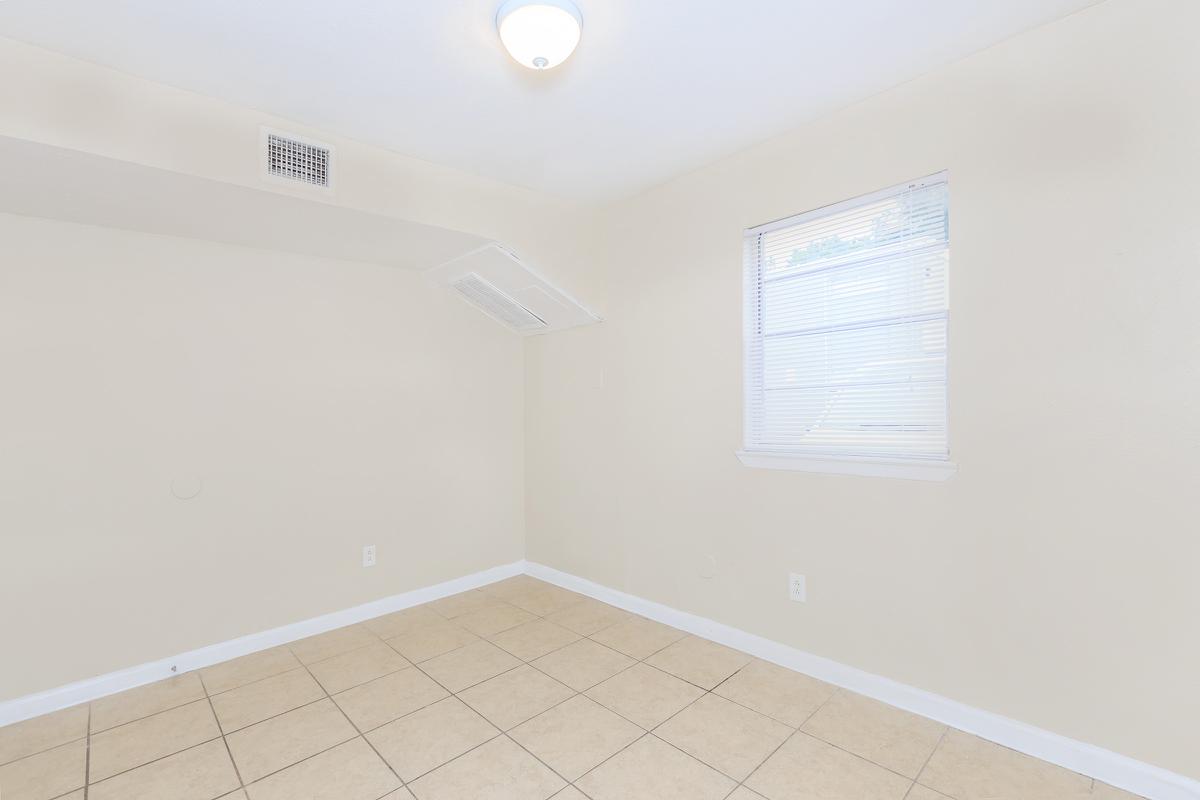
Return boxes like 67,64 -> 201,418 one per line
744,173 -> 950,461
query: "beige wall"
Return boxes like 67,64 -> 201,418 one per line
526,0 -> 1200,780
0,213 -> 525,701
0,37 -> 594,703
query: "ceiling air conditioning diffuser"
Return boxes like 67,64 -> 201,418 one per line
452,273 -> 547,333
427,244 -> 599,336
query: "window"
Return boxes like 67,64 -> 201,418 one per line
739,173 -> 955,480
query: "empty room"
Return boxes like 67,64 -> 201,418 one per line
1,1 -> 1196,799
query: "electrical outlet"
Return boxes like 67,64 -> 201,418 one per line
789,572 -> 806,602
362,545 -> 377,568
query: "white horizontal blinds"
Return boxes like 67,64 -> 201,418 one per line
744,174 -> 950,460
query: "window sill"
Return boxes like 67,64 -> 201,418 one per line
735,450 -> 958,481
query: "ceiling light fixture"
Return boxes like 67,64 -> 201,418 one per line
496,0 -> 583,71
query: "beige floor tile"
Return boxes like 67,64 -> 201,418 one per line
532,638 -> 635,692
479,575 -> 547,601
308,642 -> 410,694
655,694 -> 792,781
367,697 -> 498,782
418,640 -> 522,693
1091,783 -> 1147,799
746,732 -> 911,800
585,663 -> 704,730
551,788 -> 589,800
712,659 -> 836,727
728,788 -> 769,800
211,668 -> 325,733
457,665 -> 575,730
490,620 -> 580,662
545,599 -> 632,636
91,672 -> 207,733
0,705 -> 88,765
407,735 -> 564,800
365,606 -> 446,639
907,786 -> 953,800
288,625 -> 379,665
504,585 -> 586,616
645,636 -> 752,690
510,695 -> 642,781
454,604 -> 538,637
0,740 -> 85,800
201,647 -> 302,695
218,792 -> 248,800
589,616 -> 686,660
386,621 -> 478,663
57,792 -> 85,800
427,590 -> 496,619
918,730 -> 1092,800
333,667 -> 450,731
382,790 -> 417,800
575,733 -> 735,800
244,737 -> 401,800
89,699 -> 220,782
88,739 -> 239,800
801,691 -> 945,778
224,698 -> 357,782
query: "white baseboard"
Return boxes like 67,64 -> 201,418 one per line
523,561 -> 1199,800
3,557 -> 1194,800
0,560 -> 525,729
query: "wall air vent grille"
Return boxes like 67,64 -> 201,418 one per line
266,133 -> 330,187
452,272 -> 548,332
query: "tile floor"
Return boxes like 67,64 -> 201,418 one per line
0,576 -> 1145,800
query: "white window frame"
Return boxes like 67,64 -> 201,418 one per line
737,173 -> 957,481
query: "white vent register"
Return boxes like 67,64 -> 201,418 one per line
427,244 -> 599,335
262,129 -> 332,188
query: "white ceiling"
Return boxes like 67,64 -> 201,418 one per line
0,0 -> 1101,200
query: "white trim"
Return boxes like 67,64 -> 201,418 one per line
0,560 -> 524,728
736,449 -> 958,481
523,561 -> 1200,800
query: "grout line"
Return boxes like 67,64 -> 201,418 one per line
526,631 -> 734,790
303,637 -> 400,672
906,726 -> 951,798
83,704 -> 91,800
0,735 -> 90,771
292,655 -> 408,791
216,694 -> 329,736
208,664 -> 316,702
413,591 -> 636,792
396,637 -> 579,792
84,735 -> 224,788
87,694 -> 208,737
198,671 -> 246,792
201,650 -> 304,697
231,730 -> 359,789
569,627 -> 833,797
